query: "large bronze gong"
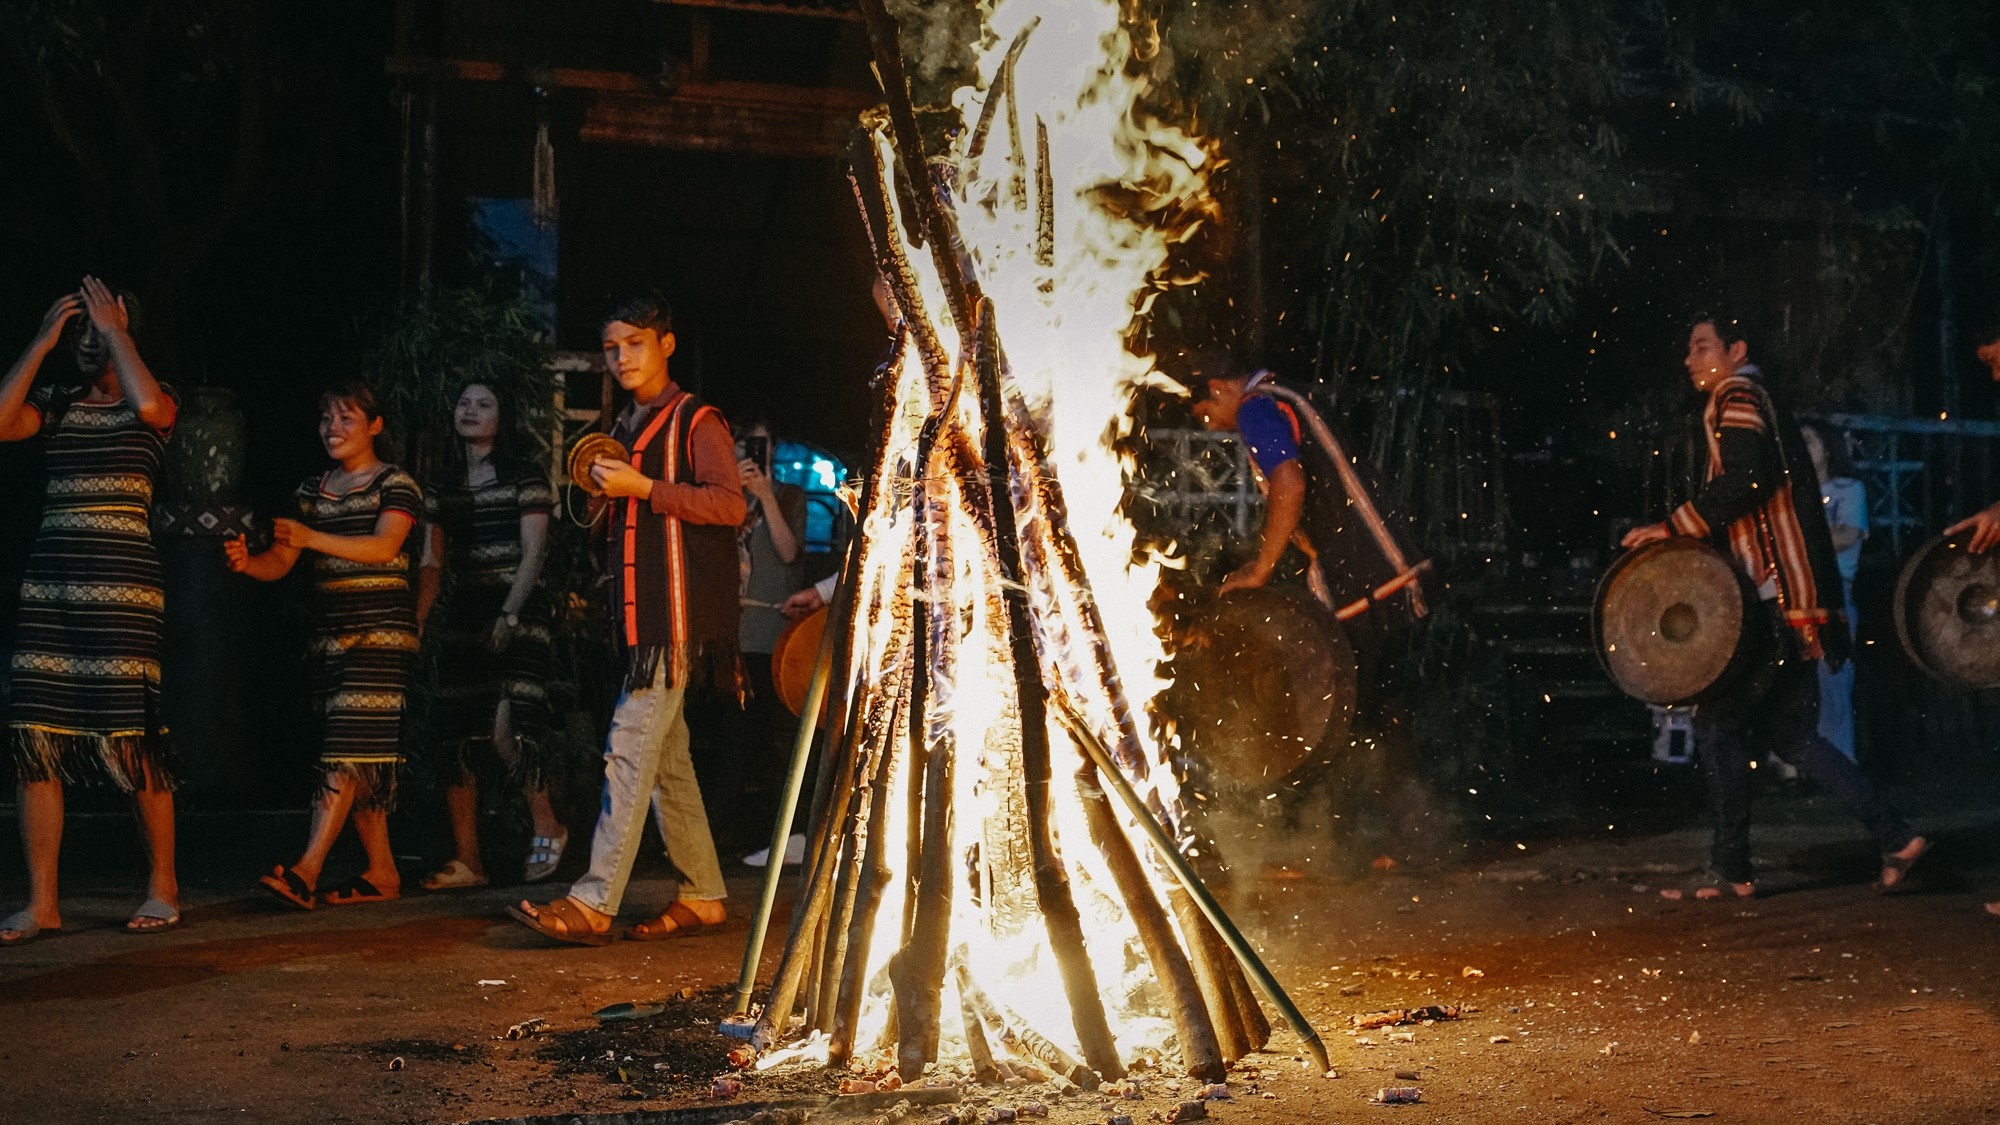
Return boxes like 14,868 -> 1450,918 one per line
1594,537 -> 1760,705
1894,535 -> 2000,689
1174,585 -> 1356,788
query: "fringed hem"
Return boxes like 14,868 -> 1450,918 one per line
317,760 -> 401,813
10,725 -> 177,792
436,734 -> 554,791
621,641 -> 739,696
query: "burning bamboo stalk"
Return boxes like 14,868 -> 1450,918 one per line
956,964 -> 1097,1089
1173,889 -> 1249,1062
856,0 -> 976,331
956,972 -> 1005,1085
1072,758 -> 1225,1081
1035,117 -> 1054,275
752,539 -> 915,1053
815,674 -> 903,1042
829,690 -> 899,1062
975,301 -> 1125,1082
1048,693 -> 1332,1074
966,18 -> 1039,166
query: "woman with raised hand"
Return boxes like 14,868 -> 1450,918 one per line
416,381 -> 567,890
226,382 -> 421,909
1,278 -> 180,945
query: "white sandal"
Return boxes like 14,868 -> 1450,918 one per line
420,859 -> 489,892
524,830 -> 568,883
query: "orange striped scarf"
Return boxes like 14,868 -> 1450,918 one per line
1672,373 -> 1832,658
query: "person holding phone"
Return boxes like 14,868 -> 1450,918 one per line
0,279 -> 181,945
729,419 -> 807,865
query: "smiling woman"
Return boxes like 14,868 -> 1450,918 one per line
225,380 -> 422,912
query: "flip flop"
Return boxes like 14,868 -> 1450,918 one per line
523,830 -> 569,884
420,860 -> 489,892
507,897 -> 616,947
323,876 -> 401,906
0,909 -> 59,947
258,865 -> 317,911
1880,836 -> 1930,892
625,900 -> 725,942
125,898 -> 181,934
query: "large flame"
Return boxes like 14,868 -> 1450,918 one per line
805,0 -> 1220,1074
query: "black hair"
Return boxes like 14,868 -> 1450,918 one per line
1802,419 -> 1858,479
444,379 -> 530,483
1690,309 -> 1766,351
319,379 -> 384,421
598,288 -> 674,335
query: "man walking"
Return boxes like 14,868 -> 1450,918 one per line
1622,312 -> 1926,900
512,290 -> 744,944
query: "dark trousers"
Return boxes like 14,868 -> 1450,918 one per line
1695,651 -> 1912,884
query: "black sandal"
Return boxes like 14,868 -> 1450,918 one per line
258,865 -> 317,911
322,876 -> 401,906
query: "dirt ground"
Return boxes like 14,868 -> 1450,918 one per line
7,785 -> 2000,1125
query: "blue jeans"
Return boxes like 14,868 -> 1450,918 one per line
568,664 -> 726,915
1816,584 -> 1859,760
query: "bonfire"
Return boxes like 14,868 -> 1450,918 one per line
739,0 -> 1328,1088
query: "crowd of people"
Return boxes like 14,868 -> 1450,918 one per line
3,276 -> 1999,947
0,283 -> 831,946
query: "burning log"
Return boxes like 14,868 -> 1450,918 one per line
742,0 -> 1330,1091
1074,758 -> 1224,1081
976,303 -> 1124,1083
957,964 -> 1096,1089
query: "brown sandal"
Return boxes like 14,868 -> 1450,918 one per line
507,896 -> 616,946
626,900 -> 722,942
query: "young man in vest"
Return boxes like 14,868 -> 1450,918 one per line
512,290 -> 745,944
1621,312 -> 1927,900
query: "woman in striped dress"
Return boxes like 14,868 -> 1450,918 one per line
225,382 -> 421,909
416,381 -> 568,890
0,278 -> 181,945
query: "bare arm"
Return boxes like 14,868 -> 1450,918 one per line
224,535 -> 304,582
281,510 -> 417,566
502,511 -> 550,616
1221,460 -> 1304,594
79,277 -> 174,432
744,470 -> 803,565
0,295 -> 80,443
416,522 -> 444,625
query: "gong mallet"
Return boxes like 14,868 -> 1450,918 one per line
728,588 -> 847,1024
1050,694 -> 1332,1074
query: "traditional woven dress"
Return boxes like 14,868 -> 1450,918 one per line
9,385 -> 175,790
424,462 -> 555,781
297,465 -> 422,809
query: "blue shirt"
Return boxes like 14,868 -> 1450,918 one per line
1237,395 -> 1300,477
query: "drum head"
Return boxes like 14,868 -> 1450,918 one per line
1594,537 -> 1751,705
1175,586 -> 1355,788
566,433 -> 628,496
1895,535 -> 2000,689
771,604 -> 831,716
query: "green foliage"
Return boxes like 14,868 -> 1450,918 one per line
358,284 -> 558,486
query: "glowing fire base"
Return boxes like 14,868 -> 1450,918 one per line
737,0 -> 1327,1090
